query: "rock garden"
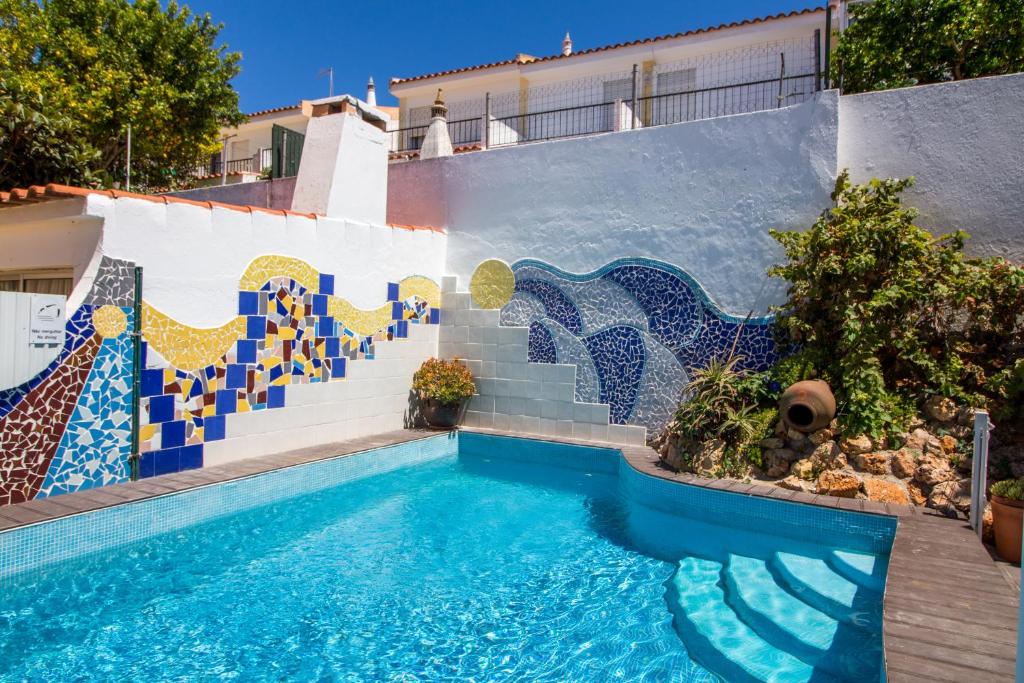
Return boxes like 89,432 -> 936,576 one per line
655,173 -> 1024,548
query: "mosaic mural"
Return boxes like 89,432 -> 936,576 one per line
136,255 -> 440,478
0,257 -> 135,505
500,258 -> 779,433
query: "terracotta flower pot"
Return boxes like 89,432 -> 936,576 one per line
422,398 -> 462,429
991,494 -> 1024,564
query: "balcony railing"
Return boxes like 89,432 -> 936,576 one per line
389,72 -> 819,155
193,148 -> 274,178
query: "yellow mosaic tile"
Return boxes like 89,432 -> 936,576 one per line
470,259 -> 515,309
239,255 -> 319,292
92,305 -> 128,338
142,302 -> 246,370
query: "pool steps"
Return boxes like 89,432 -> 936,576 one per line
667,550 -> 884,682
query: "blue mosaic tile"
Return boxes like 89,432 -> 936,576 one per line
319,273 -> 335,295
238,291 -> 259,315
503,258 -> 778,433
528,322 -> 557,364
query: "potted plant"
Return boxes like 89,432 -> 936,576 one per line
412,358 -> 475,429
990,478 -> 1024,564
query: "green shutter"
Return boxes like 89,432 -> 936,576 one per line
271,124 -> 305,179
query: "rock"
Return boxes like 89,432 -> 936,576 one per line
777,476 -> 812,493
890,449 -> 919,479
939,434 -> 958,455
907,480 -> 930,506
957,405 -> 975,426
924,396 -> 958,423
839,434 -> 873,455
693,439 -> 726,477
905,428 -> 942,454
853,451 -> 891,476
816,470 -> 862,498
810,441 -> 844,469
786,428 -> 807,448
808,428 -> 834,446
790,458 -> 815,481
863,478 -> 910,505
914,455 -> 956,487
758,437 -> 785,450
982,504 -> 994,544
928,479 -> 970,518
763,449 -> 797,478
774,420 -> 787,437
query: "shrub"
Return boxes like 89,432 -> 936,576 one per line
768,171 -> 1024,437
670,355 -> 776,475
991,478 -> 1024,501
412,358 -> 475,405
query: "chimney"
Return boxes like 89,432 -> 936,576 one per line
419,89 -> 453,159
366,76 -> 377,107
562,32 -> 572,56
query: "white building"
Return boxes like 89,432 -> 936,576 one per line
388,7 -> 833,154
199,88 -> 399,185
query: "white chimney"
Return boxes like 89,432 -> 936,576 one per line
562,32 -> 572,56
419,89 -> 453,160
366,76 -> 377,107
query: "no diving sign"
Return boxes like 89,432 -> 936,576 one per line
30,294 -> 66,345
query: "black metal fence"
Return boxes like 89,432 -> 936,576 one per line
389,72 -> 818,154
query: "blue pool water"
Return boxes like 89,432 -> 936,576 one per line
0,434 -> 894,682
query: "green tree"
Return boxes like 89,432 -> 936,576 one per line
0,0 -> 244,191
833,0 -> 1024,94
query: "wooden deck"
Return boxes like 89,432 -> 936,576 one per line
0,427 -> 1017,681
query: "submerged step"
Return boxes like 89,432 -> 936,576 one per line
772,552 -> 882,629
828,550 -> 887,593
725,554 -> 882,682
665,557 -> 840,683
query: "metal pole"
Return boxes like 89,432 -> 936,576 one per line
971,409 -> 993,539
129,266 -> 143,481
220,133 -> 235,186
483,92 -> 491,150
630,64 -> 639,129
814,29 -> 822,92
125,124 -> 131,191
777,53 -> 786,108
824,4 -> 833,89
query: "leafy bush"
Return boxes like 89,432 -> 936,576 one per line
769,171 -> 1024,437
412,358 -> 475,405
991,478 -> 1024,501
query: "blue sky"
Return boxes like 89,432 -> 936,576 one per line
183,1 -> 816,113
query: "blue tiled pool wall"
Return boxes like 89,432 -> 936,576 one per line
464,433 -> 896,556
0,434 -> 456,580
499,258 -> 781,435
459,430 -> 619,475
0,256 -> 136,506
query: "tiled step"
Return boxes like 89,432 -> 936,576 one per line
725,555 -> 882,682
665,557 -> 840,683
827,549 -> 887,593
771,552 -> 883,628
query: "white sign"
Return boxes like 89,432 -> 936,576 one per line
30,294 -> 66,345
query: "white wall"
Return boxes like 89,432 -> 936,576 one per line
839,73 -> 1024,262
88,195 -> 446,328
0,203 -> 101,288
390,91 -> 839,314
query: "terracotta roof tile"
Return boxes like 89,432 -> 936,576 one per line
391,7 -> 822,86
245,104 -> 302,118
0,183 -> 444,233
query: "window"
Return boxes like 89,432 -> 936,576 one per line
653,69 -> 697,124
0,270 -> 73,296
602,77 -> 634,131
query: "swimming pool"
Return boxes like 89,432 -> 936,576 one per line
0,432 -> 895,682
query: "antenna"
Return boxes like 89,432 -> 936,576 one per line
317,67 -> 334,97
